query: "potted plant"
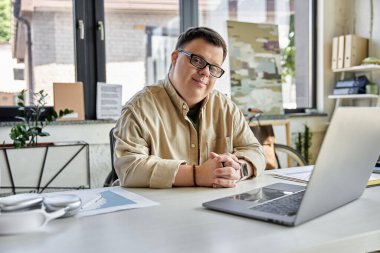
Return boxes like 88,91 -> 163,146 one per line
8,89 -> 73,148
295,124 -> 313,164
0,90 -> 90,195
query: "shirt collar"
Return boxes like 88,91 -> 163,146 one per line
163,76 -> 209,114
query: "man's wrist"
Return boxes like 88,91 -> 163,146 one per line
193,164 -> 197,187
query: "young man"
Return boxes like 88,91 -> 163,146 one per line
114,27 -> 265,188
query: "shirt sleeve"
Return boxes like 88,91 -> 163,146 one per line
230,103 -> 266,177
113,107 -> 186,188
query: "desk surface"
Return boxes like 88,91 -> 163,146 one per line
1,174 -> 380,253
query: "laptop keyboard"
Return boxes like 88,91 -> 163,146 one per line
250,190 -> 305,216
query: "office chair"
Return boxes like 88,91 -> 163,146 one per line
104,128 -> 119,187
247,108 -> 307,169
272,143 -> 307,168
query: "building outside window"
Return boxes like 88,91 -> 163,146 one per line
1,0 -> 75,106
104,1 -> 179,104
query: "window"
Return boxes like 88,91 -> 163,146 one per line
0,0 -> 75,106
0,0 -> 180,120
1,0 -> 76,120
198,0 -> 316,110
104,1 -> 180,104
0,0 -> 315,121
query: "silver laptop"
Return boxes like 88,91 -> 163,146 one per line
203,107 -> 380,226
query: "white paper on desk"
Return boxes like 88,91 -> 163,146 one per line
270,166 -> 313,183
44,187 -> 159,217
271,166 -> 380,185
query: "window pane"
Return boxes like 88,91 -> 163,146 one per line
0,0 -> 75,106
199,0 -> 311,110
104,1 -> 179,104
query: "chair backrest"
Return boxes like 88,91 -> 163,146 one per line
104,127 -> 118,187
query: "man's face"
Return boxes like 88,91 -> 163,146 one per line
169,38 -> 224,108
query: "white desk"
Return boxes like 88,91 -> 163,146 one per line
1,173 -> 380,253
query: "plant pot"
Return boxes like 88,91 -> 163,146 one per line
0,141 -> 90,195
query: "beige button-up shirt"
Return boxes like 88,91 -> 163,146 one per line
114,78 -> 265,188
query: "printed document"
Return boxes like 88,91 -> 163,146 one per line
44,187 -> 159,217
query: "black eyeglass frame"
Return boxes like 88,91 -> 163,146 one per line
178,50 -> 225,78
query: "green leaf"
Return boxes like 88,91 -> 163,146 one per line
10,89 -> 55,146
39,132 -> 50,137
58,108 -> 74,118
15,116 -> 27,123
9,123 -> 30,148
14,140 -> 24,149
46,110 -> 56,122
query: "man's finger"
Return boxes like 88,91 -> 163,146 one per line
214,178 -> 236,188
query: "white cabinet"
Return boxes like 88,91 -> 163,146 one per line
329,64 -> 380,110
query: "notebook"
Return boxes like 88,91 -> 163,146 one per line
203,107 -> 380,226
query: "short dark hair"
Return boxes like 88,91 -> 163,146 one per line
175,27 -> 227,61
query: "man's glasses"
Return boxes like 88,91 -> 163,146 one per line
179,50 -> 225,78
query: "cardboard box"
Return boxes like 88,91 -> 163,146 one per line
53,82 -> 85,121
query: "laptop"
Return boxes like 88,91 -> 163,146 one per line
203,107 -> 380,226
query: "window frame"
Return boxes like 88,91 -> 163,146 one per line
0,0 -> 106,121
294,0 -> 317,110
74,0 -> 106,119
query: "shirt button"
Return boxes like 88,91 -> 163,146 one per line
182,104 -> 187,110
191,144 -> 196,148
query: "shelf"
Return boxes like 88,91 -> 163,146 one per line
331,63 -> 380,113
329,94 -> 380,110
333,64 -> 380,73
328,94 -> 379,99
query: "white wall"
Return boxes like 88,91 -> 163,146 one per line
317,0 -> 351,115
354,0 -> 380,83
318,0 -> 380,116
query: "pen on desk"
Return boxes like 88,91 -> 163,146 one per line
81,194 -> 102,210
